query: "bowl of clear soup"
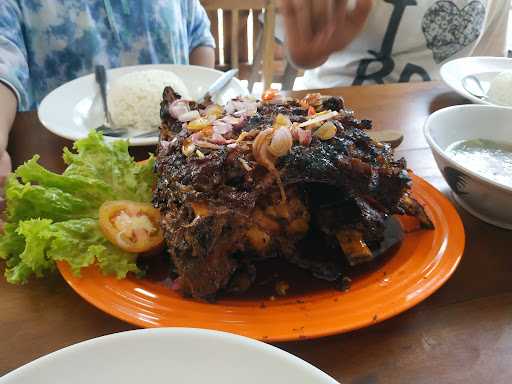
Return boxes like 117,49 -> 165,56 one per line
424,105 -> 512,229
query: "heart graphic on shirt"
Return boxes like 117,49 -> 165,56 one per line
422,0 -> 485,64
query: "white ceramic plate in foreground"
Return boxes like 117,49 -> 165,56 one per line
440,56 -> 512,106
0,328 -> 339,384
38,64 -> 248,147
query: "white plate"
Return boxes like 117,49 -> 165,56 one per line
440,56 -> 512,106
0,328 -> 339,384
38,65 -> 249,146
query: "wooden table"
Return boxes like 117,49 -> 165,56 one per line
3,82 -> 512,384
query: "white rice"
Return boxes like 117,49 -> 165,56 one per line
108,69 -> 191,133
487,71 -> 512,106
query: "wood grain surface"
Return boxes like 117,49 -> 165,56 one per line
3,82 -> 511,384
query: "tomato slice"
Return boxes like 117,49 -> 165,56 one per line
99,200 -> 164,253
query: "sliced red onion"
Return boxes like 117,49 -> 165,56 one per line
291,126 -> 300,141
196,141 -> 222,149
206,114 -> 217,123
169,100 -> 190,120
224,100 -> 236,115
159,140 -> 171,154
224,99 -> 258,117
246,101 -> 258,115
221,115 -> 241,125
209,133 -> 236,145
209,133 -> 227,145
212,120 -> 233,135
231,116 -> 247,131
190,131 -> 204,143
292,125 -> 312,146
298,127 -> 312,146
179,110 -> 201,122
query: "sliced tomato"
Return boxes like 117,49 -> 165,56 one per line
99,200 -> 164,253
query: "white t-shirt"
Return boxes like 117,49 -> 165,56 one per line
303,0 -> 511,88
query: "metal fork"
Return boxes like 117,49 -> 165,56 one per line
94,65 -> 129,137
93,65 -> 170,139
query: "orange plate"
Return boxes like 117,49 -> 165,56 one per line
58,175 -> 464,342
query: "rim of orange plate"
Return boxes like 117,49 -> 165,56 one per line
58,174 -> 465,342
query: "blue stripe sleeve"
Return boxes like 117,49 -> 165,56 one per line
186,0 -> 216,52
0,0 -> 30,111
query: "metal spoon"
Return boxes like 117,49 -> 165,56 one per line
462,75 -> 488,100
198,68 -> 238,104
94,65 -> 129,137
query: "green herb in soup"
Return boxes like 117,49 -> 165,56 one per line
445,139 -> 512,188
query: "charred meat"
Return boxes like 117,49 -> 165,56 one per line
154,90 -> 433,299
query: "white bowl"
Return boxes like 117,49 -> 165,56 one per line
424,105 -> 512,229
0,328 -> 339,384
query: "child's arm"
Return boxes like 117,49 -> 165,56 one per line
190,46 -> 215,68
0,0 -> 30,117
280,0 -> 372,69
0,0 -> 30,187
0,82 -> 15,195
186,0 -> 216,68
0,82 -> 16,152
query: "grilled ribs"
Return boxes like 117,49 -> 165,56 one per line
154,89 -> 432,300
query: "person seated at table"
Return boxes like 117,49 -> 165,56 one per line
0,0 -> 215,189
280,0 -> 510,88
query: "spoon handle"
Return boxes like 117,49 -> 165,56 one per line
199,69 -> 239,103
95,65 -> 114,126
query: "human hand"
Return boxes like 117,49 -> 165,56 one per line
279,0 -> 373,68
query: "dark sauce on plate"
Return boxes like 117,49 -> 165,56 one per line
138,217 -> 404,300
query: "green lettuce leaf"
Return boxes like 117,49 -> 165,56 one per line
0,132 -> 154,283
5,173 -> 97,222
63,133 -> 154,202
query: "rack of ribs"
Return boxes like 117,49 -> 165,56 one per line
153,89 -> 433,300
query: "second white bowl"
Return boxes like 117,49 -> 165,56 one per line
424,104 -> 512,229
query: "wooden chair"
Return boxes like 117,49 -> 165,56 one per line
201,0 -> 277,90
